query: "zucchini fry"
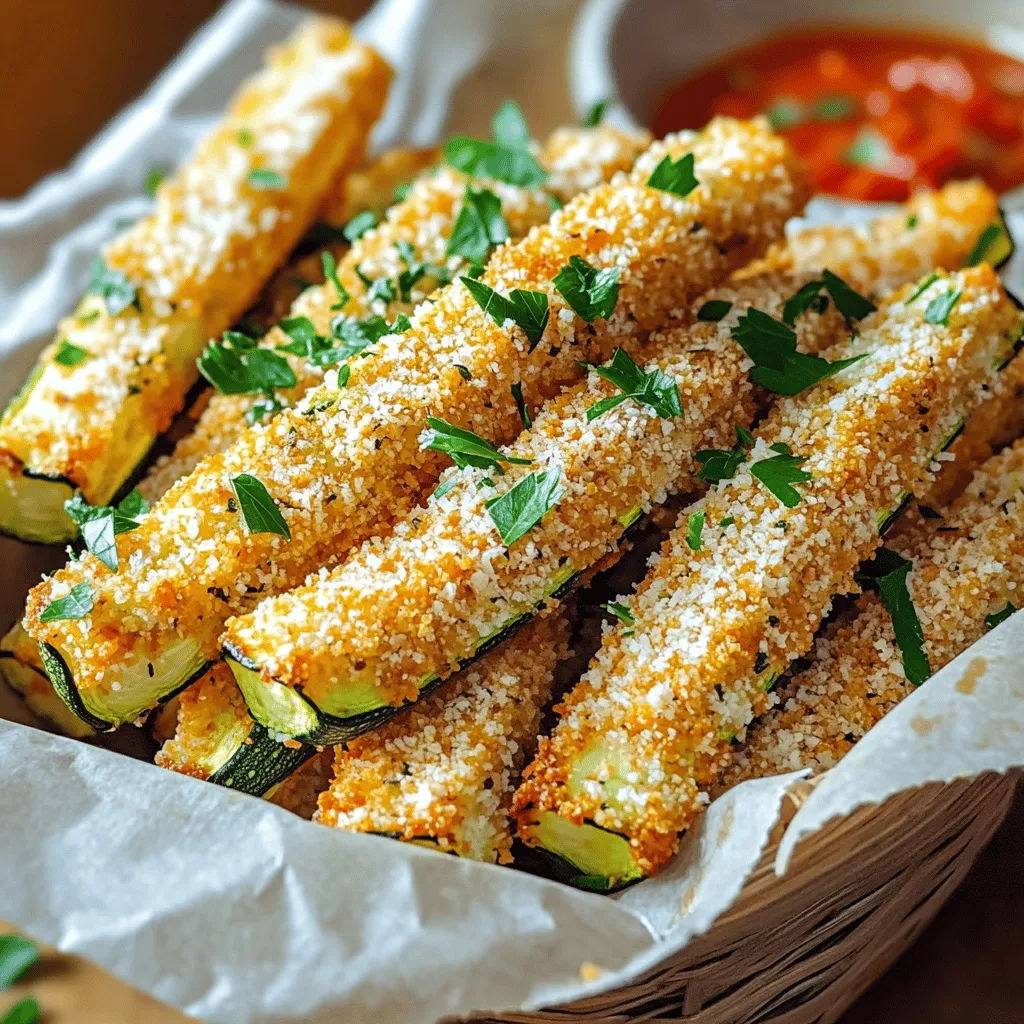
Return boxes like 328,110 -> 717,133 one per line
724,436 -> 1024,781
0,19 -> 390,545
315,614 -> 571,863
513,266 -> 1024,888
26,118 -> 808,734
145,124 -> 650,491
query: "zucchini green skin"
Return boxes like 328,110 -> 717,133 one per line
207,722 -> 317,797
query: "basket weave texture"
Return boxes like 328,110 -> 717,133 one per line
472,772 -> 1016,1024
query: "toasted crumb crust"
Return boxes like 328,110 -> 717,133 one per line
513,265 -> 1023,877
741,179 -> 1003,296
0,20 -> 391,499
143,126 -> 651,492
315,614 -> 570,863
723,436 -> 1024,783
26,119 -> 807,715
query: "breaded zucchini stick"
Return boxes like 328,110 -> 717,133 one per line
145,125 -> 650,491
513,266 -> 1024,887
0,19 -> 391,544
315,614 -> 571,862
722,437 -> 1024,783
26,118 -> 808,735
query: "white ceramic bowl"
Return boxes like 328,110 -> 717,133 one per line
571,0 -> 1024,132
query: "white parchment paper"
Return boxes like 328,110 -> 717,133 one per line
1,2 -> 1023,1022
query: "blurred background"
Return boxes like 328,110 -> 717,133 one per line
0,2 -> 1021,1022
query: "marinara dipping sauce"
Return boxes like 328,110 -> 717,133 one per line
652,27 -> 1024,200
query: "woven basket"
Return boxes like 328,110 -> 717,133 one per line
475,771 -> 1017,1024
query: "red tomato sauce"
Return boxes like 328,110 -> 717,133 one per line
652,26 -> 1024,200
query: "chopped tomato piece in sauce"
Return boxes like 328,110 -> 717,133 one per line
652,27 -> 1024,199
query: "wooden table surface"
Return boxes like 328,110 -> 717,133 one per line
1,2 -> 1021,1021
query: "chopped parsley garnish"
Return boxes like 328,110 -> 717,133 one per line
984,601 -> 1018,630
812,95 -> 855,120
924,288 -> 962,326
77,309 -> 101,325
907,272 -> 940,304
906,214 -> 919,230
447,186 -> 509,266
585,347 -> 682,421
40,581 -> 94,623
394,313 -> 412,333
821,270 -> 876,322
697,299 -> 732,322
0,934 -> 39,987
278,314 -> 393,370
88,258 -> 139,316
751,445 -> 812,507
144,167 -> 166,197
782,279 -> 829,326
686,510 -> 705,551
967,223 -> 1003,268
696,425 -> 753,483
236,127 -> 254,148
421,416 -> 530,473
856,548 -> 930,685
343,210 -> 377,242
321,252 -> 350,311
485,467 -> 564,547
364,274 -> 397,305
547,194 -> 563,213
645,152 -> 698,198
393,182 -> 412,204
454,364 -> 471,381
764,97 -> 802,130
433,477 -> 458,500
444,100 -> 547,188
512,381 -> 531,427
584,99 -> 610,127
845,126 -> 893,170
230,474 -> 290,539
461,276 -> 549,348
64,490 -> 148,572
54,339 -> 88,367
3,998 -> 40,1024
719,516 -> 735,528
553,255 -> 619,323
248,168 -> 285,190
395,240 -> 429,302
732,307 -> 866,395
199,330 -> 296,400
602,601 -> 635,625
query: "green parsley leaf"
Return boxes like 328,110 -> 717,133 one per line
732,308 -> 866,395
248,169 -> 285,190
321,251 -> 350,311
454,364 -> 471,381
782,279 -> 827,326
586,347 -> 682,421
87,257 -> 139,316
447,186 -> 508,265
144,167 -> 166,197
906,214 -> 919,230
54,339 -> 88,367
421,416 -> 531,472
199,330 -> 296,395
967,223 -> 1003,267
64,490 -> 148,572
343,210 -> 377,242
821,270 -> 876,322
696,425 -> 752,483
511,381 -> 531,428
461,276 -> 549,348
393,182 -> 412,203
686,510 -> 705,551
393,313 -> 413,333
553,255 -> 619,323
77,309 -> 101,325
546,193 -> 563,213
856,548 -> 930,685
236,127 -> 254,148
278,314 -> 391,369
0,935 -> 39,987
845,126 -> 893,170
907,272 -> 940,304
924,288 -> 962,326
433,477 -> 458,500
751,449 -> 812,507
40,581 -> 94,623
984,601 -> 1018,630
1,998 -> 40,1024
365,274 -> 397,305
485,467 -> 564,547
811,95 -> 855,120
719,516 -> 735,527
444,101 -> 547,188
602,601 -> 635,625
646,152 -> 699,198
230,474 -> 290,539
764,97 -> 802,130
696,299 -> 732,322
583,99 -> 610,127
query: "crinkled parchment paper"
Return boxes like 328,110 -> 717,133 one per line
1,3 -> 1023,1022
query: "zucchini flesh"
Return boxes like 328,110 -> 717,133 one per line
0,460 -> 77,544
